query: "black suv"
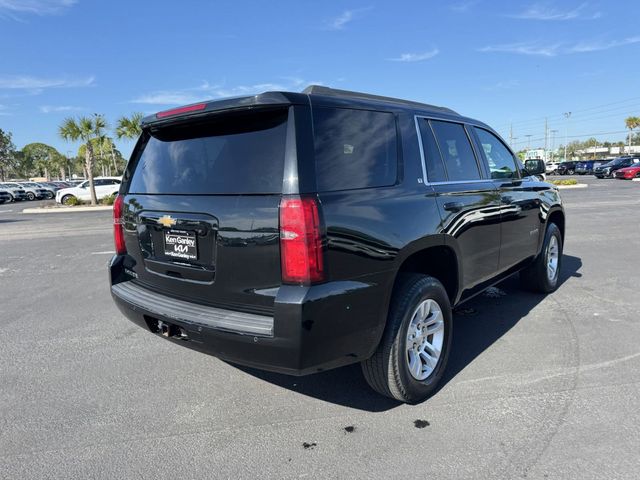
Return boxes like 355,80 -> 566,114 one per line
110,86 -> 565,403
594,157 -> 636,178
556,161 -> 578,175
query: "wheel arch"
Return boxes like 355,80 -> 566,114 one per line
547,208 -> 565,242
391,237 -> 461,307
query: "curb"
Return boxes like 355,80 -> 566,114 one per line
22,205 -> 113,214
555,184 -> 588,189
633,178 -> 640,182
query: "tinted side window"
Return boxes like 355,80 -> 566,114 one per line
430,121 -> 480,181
474,128 -> 519,179
417,119 -> 447,182
94,179 -> 106,186
313,108 -> 397,192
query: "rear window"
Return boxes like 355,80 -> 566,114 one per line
128,109 -> 288,194
313,107 -> 397,192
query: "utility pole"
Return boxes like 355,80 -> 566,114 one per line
550,129 -> 559,161
564,112 -> 571,161
509,123 -> 513,148
525,134 -> 533,150
544,117 -> 548,161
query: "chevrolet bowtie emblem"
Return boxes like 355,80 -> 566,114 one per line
157,215 -> 177,228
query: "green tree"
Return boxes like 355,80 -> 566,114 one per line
59,115 -> 107,205
0,128 -> 17,181
115,113 -> 143,140
78,136 -> 125,176
625,116 -> 640,150
21,143 -> 66,180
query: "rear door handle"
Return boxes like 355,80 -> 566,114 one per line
443,201 -> 464,212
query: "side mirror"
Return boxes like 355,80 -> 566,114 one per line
524,159 -> 545,176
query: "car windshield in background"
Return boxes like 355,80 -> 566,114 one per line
128,109 -> 288,195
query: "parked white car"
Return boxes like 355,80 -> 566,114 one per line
55,177 -> 122,205
545,162 -> 560,174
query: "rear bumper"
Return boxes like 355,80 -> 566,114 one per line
109,255 -> 391,375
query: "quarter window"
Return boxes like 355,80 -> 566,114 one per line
313,107 -> 397,192
474,128 -> 519,179
430,120 -> 481,182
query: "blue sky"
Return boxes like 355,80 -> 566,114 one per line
1,0 -> 640,157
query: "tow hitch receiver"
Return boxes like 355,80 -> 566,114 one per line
147,317 -> 188,340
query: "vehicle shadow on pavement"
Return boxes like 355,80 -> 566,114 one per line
439,254 -> 582,392
236,254 -> 583,412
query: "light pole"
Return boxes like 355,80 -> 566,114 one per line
550,129 -> 559,161
564,112 -> 571,161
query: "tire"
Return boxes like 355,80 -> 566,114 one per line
520,223 -> 563,293
26,192 -> 35,201
61,194 -> 75,205
7,193 -> 14,203
567,169 -> 575,175
361,274 -> 452,403
46,192 -> 54,199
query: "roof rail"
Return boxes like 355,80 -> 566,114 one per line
302,85 -> 458,115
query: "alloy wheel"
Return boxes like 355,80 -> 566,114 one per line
546,235 -> 559,282
405,299 -> 445,381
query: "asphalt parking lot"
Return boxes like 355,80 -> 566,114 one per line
1,176 -> 639,479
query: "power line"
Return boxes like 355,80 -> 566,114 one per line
510,128 -> 633,147
495,95 -> 640,130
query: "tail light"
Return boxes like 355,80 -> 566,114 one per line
113,195 -> 126,255
279,196 -> 324,284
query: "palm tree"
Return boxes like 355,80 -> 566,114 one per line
59,116 -> 106,205
625,116 -> 640,152
116,113 -> 143,140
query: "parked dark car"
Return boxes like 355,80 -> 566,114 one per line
557,161 -> 578,175
42,181 -> 68,192
0,189 -> 11,203
109,86 -> 565,403
575,160 -> 605,175
594,157 -> 637,178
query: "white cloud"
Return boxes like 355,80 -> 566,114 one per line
450,1 -> 480,13
508,3 -> 601,21
130,78 -> 324,106
478,42 -> 561,56
39,105 -> 84,113
0,0 -> 76,18
388,49 -> 439,62
479,36 -> 640,56
329,10 -> 353,29
568,36 -> 640,53
0,74 -> 95,89
484,80 -> 520,91
325,7 -> 371,30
